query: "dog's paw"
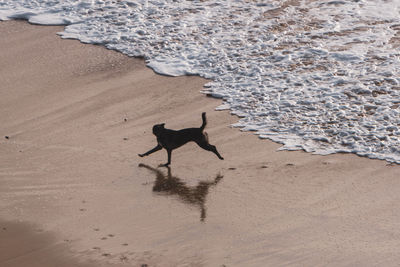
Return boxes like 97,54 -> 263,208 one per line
138,154 -> 145,157
159,163 -> 170,167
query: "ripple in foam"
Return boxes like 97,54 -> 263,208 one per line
1,0 -> 400,163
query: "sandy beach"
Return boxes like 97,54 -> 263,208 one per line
1,20 -> 400,266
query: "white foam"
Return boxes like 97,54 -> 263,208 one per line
28,14 -> 72,26
1,0 -> 400,163
147,57 -> 195,77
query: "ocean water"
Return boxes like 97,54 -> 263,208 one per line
1,0 -> 400,163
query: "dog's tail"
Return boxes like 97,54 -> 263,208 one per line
200,112 -> 207,131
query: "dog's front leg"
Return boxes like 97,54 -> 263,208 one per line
160,149 -> 172,167
138,144 -> 162,157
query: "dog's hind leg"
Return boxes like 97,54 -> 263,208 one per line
195,139 -> 224,160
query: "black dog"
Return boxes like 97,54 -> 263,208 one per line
138,112 -> 224,166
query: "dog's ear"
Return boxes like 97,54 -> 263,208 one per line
160,123 -> 165,128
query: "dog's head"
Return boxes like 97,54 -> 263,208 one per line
152,123 -> 165,137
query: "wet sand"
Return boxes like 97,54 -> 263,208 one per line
1,20 -> 400,266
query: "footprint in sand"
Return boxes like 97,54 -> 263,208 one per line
120,255 -> 128,262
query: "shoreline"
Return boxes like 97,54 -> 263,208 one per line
1,20 -> 400,266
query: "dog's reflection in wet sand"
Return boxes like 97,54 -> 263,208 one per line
139,163 -> 223,222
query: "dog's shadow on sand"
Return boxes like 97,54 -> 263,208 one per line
138,163 -> 223,222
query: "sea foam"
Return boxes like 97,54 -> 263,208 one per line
1,0 -> 400,163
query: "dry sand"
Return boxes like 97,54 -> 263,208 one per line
1,20 -> 400,267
